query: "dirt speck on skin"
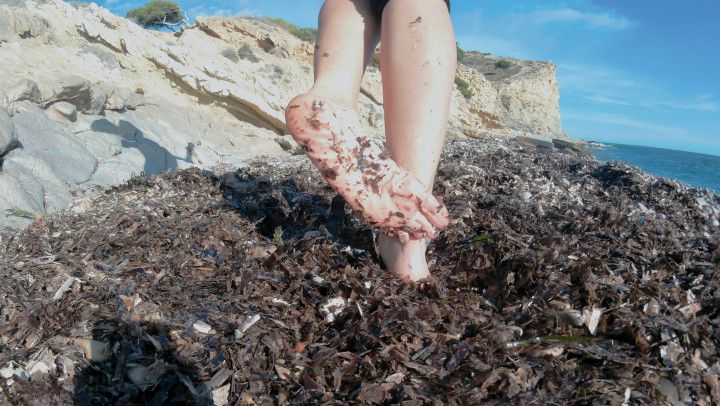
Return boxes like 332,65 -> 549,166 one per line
1,138 -> 719,405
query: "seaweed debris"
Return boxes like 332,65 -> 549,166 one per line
1,138 -> 718,405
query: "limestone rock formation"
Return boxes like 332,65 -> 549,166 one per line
455,52 -> 566,139
0,0 -> 570,230
0,107 -> 17,156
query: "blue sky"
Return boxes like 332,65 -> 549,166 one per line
97,0 -> 719,156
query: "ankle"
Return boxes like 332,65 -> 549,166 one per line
377,233 -> 428,259
306,86 -> 357,108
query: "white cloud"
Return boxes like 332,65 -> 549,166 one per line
531,8 -> 632,30
585,94 -> 632,106
454,4 -> 634,59
564,112 -> 688,136
657,100 -> 718,112
559,63 -> 656,93
560,64 -> 718,113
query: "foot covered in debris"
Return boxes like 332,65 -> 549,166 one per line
285,93 -> 449,241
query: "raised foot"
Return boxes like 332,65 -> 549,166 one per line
285,93 -> 449,241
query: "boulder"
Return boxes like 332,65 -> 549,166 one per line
553,138 -> 591,156
0,148 -> 74,211
0,10 -> 13,43
47,101 -> 77,121
0,5 -> 52,43
37,76 -> 94,112
1,79 -> 41,107
104,86 -> 145,111
11,101 -> 97,185
517,136 -> 553,149
0,106 -> 18,155
0,149 -> 75,230
11,10 -> 52,41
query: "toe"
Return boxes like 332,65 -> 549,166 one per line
416,190 -> 450,229
411,212 -> 439,240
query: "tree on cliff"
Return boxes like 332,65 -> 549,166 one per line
127,0 -> 187,29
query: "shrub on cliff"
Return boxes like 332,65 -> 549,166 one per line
457,44 -> 466,63
454,76 -> 473,99
127,0 -> 186,29
495,60 -> 513,70
263,17 -> 318,43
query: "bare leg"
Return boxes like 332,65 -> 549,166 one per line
377,0 -> 456,281
286,0 -> 450,241
310,0 -> 379,107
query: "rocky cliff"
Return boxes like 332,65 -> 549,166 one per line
0,0 -> 570,230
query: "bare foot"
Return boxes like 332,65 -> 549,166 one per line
285,93 -> 449,241
376,232 -> 430,281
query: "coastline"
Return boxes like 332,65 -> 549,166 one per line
585,142 -> 720,193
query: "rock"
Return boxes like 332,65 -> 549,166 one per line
552,138 -> 590,155
1,79 -> 40,107
0,148 -> 75,230
51,276 -> 82,302
212,384 -> 230,406
0,6 -> 52,43
13,11 -> 52,41
10,101 -> 97,184
516,136 -> 553,149
0,107 -> 18,155
74,338 -> 111,362
47,101 -> 77,121
0,11 -> 13,43
320,297 -> 347,323
582,307 -> 604,336
104,86 -> 145,111
36,76 -> 99,113
234,314 -> 261,339
193,320 -> 213,334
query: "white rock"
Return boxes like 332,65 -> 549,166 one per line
0,362 -> 20,379
0,107 -> 18,155
234,314 -> 261,339
644,299 -> 660,315
269,298 -> 291,306
193,320 -> 213,334
51,276 -> 82,302
321,297 -> 347,323
582,307 -> 604,336
26,361 -> 51,377
212,383 -> 230,406
48,101 -> 78,121
75,338 -> 112,362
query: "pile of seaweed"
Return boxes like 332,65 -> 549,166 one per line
1,139 -> 718,405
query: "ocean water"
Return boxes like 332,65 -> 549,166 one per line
587,142 -> 720,193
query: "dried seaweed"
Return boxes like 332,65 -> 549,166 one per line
1,138 -> 718,405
